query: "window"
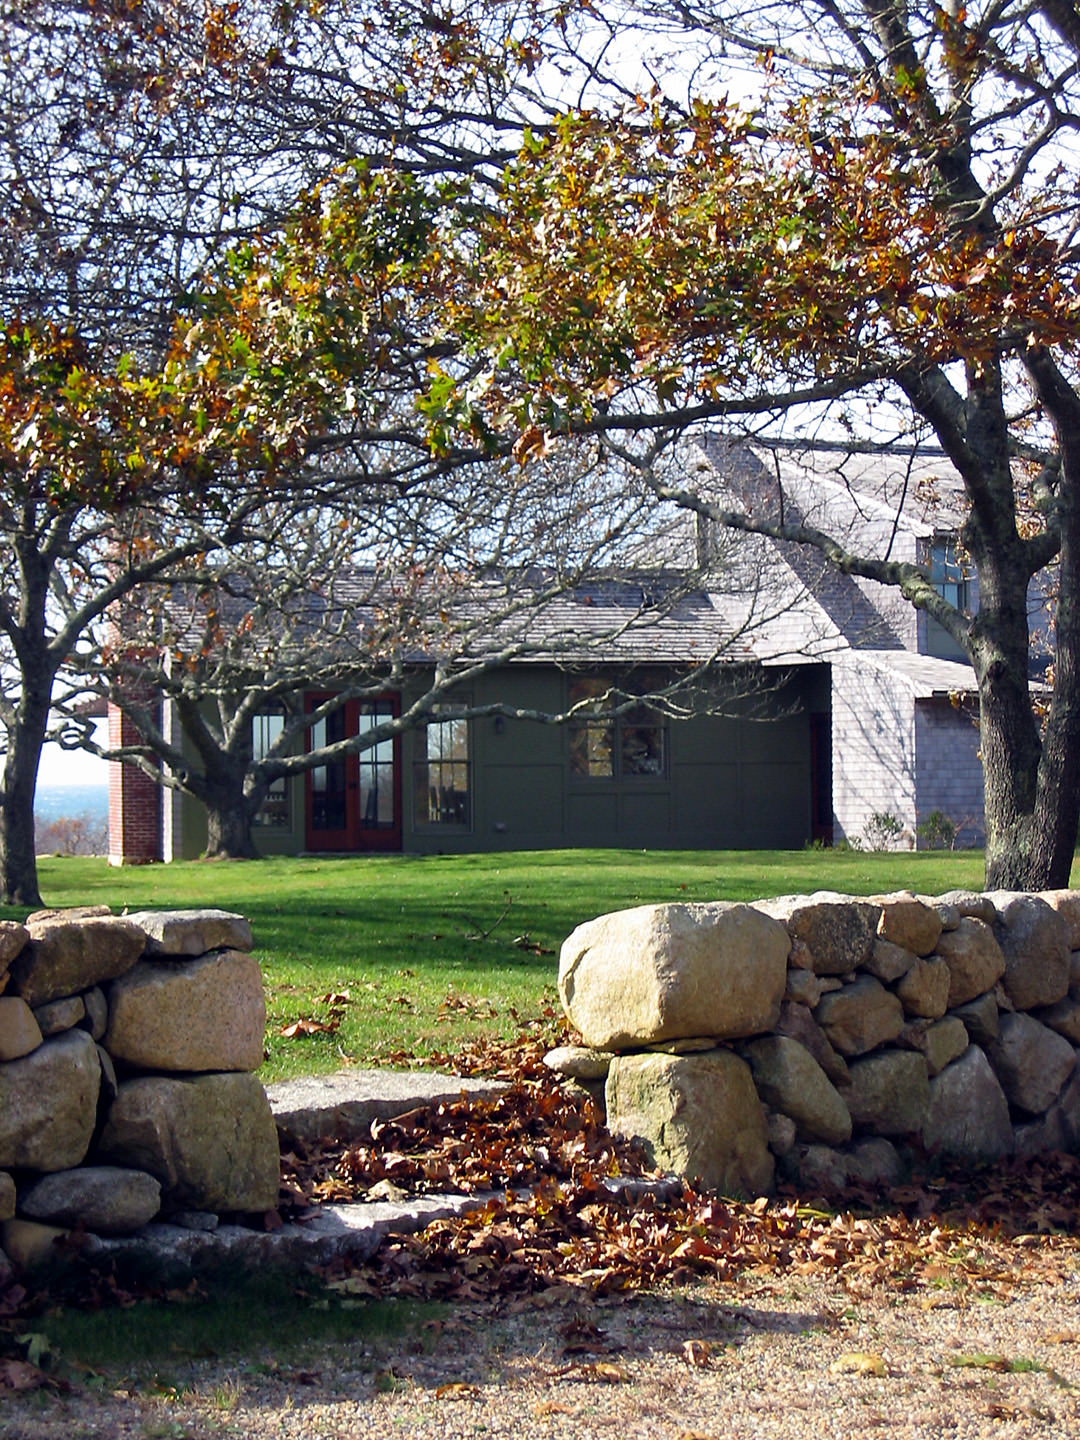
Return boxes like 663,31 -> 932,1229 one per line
930,539 -> 971,611
620,708 -> 666,775
308,706 -> 347,832
252,710 -> 290,828
569,678 -> 667,781
569,677 -> 614,777
355,703 -> 396,829
415,710 -> 471,826
926,539 -> 973,660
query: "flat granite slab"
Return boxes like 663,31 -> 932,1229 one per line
83,1191 -> 495,1278
266,1069 -> 508,1149
76,1176 -> 681,1281
2,1059 -> 679,1280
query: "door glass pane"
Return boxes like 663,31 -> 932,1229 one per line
358,704 -> 395,829
310,709 -> 347,832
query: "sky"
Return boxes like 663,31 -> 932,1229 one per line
36,718 -> 109,788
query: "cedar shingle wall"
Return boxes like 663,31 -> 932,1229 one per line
914,700 -> 985,847
831,661 -> 917,847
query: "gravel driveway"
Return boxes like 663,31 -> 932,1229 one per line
6,1265 -> 1080,1440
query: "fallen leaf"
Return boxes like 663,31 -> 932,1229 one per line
535,1400 -> 576,1416
682,1339 -> 712,1368
326,1275 -> 380,1297
918,1294 -> 957,1310
15,1332 -> 52,1367
561,1320 -> 612,1356
829,1352 -> 888,1378
985,1401 -> 1053,1421
435,1382 -> 480,1399
280,1016 -> 340,1038
1043,1332 -> 1080,1345
580,1362 -> 628,1384
366,1180 -> 408,1203
949,1353 -> 1015,1372
0,1359 -> 49,1392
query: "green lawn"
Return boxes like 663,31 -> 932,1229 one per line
8,849 -> 1003,1081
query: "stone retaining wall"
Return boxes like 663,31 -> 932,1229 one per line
0,906 -> 278,1274
550,888 -> 1080,1197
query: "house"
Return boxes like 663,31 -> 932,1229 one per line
107,437 -> 1019,861
691,436 -> 994,849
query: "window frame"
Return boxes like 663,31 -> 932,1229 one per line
251,708 -> 291,829
414,705 -> 473,829
568,677 -> 669,783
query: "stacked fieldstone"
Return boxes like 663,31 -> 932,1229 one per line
551,889 -> 1080,1198
0,907 -> 278,1274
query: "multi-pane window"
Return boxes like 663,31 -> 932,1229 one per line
930,539 -> 971,611
415,710 -> 471,826
355,704 -> 395,828
308,707 -> 347,833
620,708 -> 667,775
252,710 -> 290,827
569,679 -> 667,780
569,676 -> 614,777
925,538 -> 973,659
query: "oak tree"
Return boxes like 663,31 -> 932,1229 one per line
397,0 -> 1080,887
0,0 -> 553,900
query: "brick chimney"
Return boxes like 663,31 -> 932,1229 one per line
107,700 -> 162,865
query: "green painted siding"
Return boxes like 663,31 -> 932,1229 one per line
404,665 -> 820,854
172,664 -> 826,858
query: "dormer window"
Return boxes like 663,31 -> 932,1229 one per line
925,537 -> 973,660
930,538 -> 970,613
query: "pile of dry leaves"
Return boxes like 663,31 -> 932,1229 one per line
278,1030 -> 1080,1310
4,1023 -> 1080,1333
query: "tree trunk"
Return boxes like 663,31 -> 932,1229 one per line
976,449 -> 1080,891
971,532 -> 1045,888
1001,349 -> 1080,890
202,808 -> 259,860
979,677 -> 1065,890
0,681 -> 51,906
198,768 -> 263,861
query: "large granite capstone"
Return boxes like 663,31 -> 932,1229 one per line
559,902 -> 790,1050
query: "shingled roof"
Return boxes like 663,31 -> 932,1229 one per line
161,566 -> 753,671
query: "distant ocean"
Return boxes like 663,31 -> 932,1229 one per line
34,784 -> 109,824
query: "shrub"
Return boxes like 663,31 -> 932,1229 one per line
36,813 -> 108,857
861,811 -> 905,852
918,810 -> 957,851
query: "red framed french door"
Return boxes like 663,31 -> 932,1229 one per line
304,694 -> 403,851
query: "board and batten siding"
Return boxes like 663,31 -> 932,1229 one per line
132,664 -> 825,859
404,666 -> 822,854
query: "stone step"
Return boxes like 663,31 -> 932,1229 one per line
82,1191 -> 494,1278
266,1069 -> 509,1150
